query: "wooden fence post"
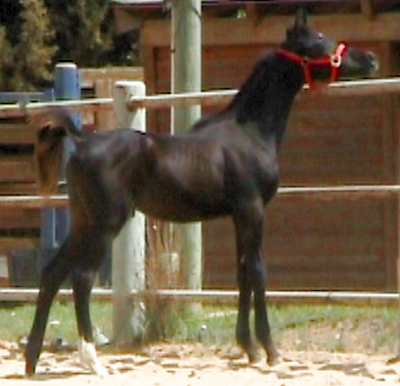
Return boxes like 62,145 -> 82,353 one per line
172,0 -> 203,295
112,81 -> 146,345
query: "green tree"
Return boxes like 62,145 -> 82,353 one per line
0,0 -> 55,91
12,0 -> 56,90
0,1 -> 136,91
46,0 -> 114,67
0,26 -> 13,90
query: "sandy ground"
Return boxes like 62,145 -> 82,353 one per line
0,342 -> 400,386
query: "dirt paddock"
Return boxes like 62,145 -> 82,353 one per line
1,342 -> 399,386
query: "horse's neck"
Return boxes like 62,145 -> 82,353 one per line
231,54 -> 303,149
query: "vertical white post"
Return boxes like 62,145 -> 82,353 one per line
172,0 -> 202,294
112,81 -> 146,345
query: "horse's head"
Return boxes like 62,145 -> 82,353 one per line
279,9 -> 378,87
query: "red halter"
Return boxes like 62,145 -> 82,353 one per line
277,42 -> 347,89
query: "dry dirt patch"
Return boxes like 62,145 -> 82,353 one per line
0,342 -> 400,385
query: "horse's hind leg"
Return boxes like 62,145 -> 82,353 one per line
25,240 -> 72,376
70,233 -> 111,375
71,263 -> 108,375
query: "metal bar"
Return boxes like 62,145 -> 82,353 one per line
0,185 -> 398,208
1,77 -> 400,115
128,89 -> 236,110
279,185 -> 400,193
277,185 -> 400,200
0,288 -> 399,306
318,77 -> 400,96
127,78 -> 400,110
0,98 -> 114,116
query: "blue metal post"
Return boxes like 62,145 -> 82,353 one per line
39,63 -> 81,275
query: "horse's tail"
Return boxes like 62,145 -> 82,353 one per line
32,107 -> 83,195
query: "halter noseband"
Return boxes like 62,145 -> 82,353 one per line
277,42 -> 347,89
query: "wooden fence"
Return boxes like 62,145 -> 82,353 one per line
0,77 -> 399,303
0,68 -> 144,286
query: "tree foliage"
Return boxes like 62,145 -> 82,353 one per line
0,0 -> 136,91
0,26 -> 13,89
45,0 -> 114,67
12,0 -> 56,90
0,0 -> 55,90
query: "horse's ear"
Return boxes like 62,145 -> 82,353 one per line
295,8 -> 307,28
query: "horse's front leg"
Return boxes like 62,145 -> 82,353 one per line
233,205 -> 278,365
25,241 -> 72,376
253,249 -> 279,365
236,253 -> 257,362
233,207 -> 261,363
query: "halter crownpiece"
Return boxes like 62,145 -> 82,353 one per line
277,42 -> 348,89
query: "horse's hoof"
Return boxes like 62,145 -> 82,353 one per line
93,364 -> 108,377
24,371 -> 38,380
25,362 -> 35,378
266,351 -> 280,366
247,349 -> 260,364
79,338 -> 108,376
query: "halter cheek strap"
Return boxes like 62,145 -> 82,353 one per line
277,42 -> 347,89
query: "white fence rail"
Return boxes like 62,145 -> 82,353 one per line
0,288 -> 398,307
0,77 -> 400,115
0,184 -> 399,209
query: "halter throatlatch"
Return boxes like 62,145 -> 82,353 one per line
277,42 -> 347,89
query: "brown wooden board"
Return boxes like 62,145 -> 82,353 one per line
0,155 -> 36,184
281,94 -> 394,185
0,237 -> 38,251
0,123 -> 35,145
203,198 -> 392,290
0,207 -> 40,230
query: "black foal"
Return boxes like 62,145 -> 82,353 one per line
25,10 -> 378,376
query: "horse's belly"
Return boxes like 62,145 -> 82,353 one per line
135,184 -> 230,222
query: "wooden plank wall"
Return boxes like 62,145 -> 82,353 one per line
142,18 -> 400,291
0,67 -> 143,258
